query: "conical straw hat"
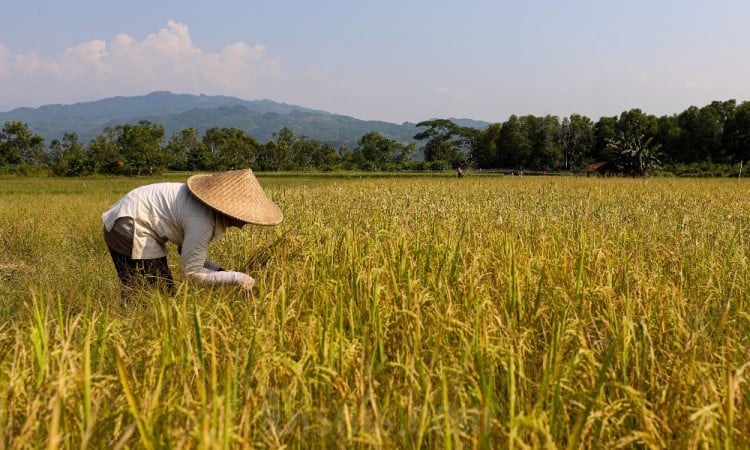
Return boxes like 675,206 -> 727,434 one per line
187,169 -> 283,225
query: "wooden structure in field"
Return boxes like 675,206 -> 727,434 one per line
581,162 -> 617,177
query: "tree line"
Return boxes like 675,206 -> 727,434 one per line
1,99 -> 749,176
467,99 -> 750,176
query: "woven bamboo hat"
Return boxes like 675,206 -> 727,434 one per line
187,169 -> 283,226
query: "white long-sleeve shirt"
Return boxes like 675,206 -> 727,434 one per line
102,182 -> 253,287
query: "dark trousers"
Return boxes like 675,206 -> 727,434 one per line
107,247 -> 175,300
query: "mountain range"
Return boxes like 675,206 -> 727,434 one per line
0,91 -> 490,148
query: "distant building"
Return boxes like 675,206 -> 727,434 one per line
581,162 -> 615,177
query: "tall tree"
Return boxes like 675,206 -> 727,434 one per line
166,128 -> 206,171
708,100 -> 736,163
274,127 -> 298,171
606,133 -> 662,176
495,115 -> 530,169
675,106 -> 722,163
414,119 -> 476,166
255,142 -> 274,171
49,132 -> 93,176
203,127 -> 257,171
88,126 -> 123,173
617,109 -> 658,139
309,142 -> 340,170
354,131 -> 410,170
592,116 -> 618,162
559,114 -> 594,170
728,101 -> 750,163
0,121 -> 46,167
471,123 -> 502,169
117,120 -> 166,175
525,115 -> 562,171
289,137 -> 317,169
654,115 -> 681,164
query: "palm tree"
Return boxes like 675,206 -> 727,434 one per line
605,133 -> 662,176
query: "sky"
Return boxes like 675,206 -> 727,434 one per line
1,0 -> 749,124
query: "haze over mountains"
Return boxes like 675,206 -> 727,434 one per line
0,91 -> 489,148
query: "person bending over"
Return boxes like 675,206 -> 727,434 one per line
102,169 -> 283,300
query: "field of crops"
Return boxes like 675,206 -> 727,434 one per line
1,173 -> 749,448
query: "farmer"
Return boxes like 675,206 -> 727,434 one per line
102,169 -> 283,299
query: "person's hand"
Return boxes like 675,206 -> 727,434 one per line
240,275 -> 256,294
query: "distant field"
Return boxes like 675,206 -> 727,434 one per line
1,174 -> 749,448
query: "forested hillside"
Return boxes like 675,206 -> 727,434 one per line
1,93 -> 749,177
0,91 -> 425,148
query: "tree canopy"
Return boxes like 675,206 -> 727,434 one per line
3,98 -> 750,176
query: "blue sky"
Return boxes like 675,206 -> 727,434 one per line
1,0 -> 749,124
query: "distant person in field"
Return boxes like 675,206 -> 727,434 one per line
102,169 -> 283,300
457,164 -> 464,178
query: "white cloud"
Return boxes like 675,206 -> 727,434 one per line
14,52 -> 46,76
0,20 -> 287,110
58,40 -> 109,79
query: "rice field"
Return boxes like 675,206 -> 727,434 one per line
1,173 -> 749,448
